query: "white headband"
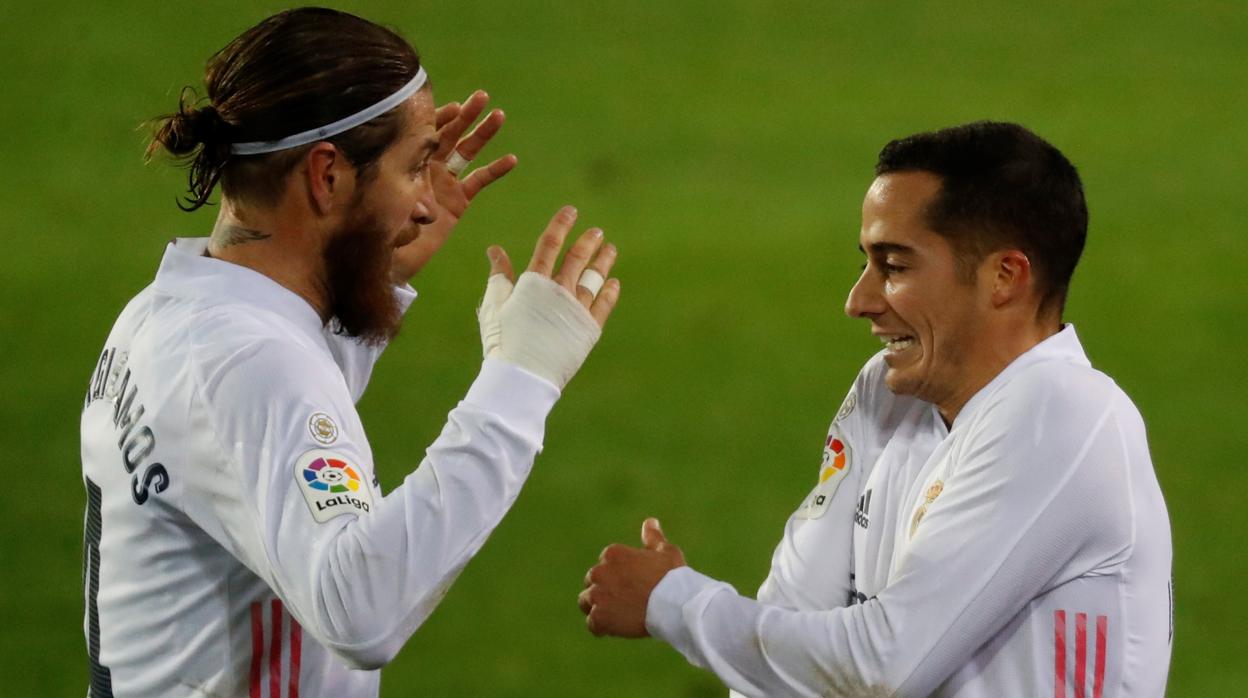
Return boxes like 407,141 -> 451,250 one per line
230,67 -> 428,155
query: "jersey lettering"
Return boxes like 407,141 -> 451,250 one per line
84,348 -> 171,505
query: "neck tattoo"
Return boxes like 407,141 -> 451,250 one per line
212,224 -> 272,248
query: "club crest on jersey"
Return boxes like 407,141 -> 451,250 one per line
294,449 -> 373,523
308,412 -> 339,445
909,479 -> 944,538
795,432 -> 852,520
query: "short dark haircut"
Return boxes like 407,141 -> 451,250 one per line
875,121 -> 1088,316
147,7 -> 422,211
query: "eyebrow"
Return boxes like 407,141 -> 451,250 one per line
858,242 -> 915,256
416,137 -> 439,156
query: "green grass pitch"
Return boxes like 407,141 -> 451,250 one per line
1,1 -> 1243,694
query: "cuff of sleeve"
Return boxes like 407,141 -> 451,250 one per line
463,358 -> 561,446
646,566 -> 724,650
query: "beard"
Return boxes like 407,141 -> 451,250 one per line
322,202 -> 402,346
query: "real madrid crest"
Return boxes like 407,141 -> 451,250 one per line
308,412 -> 339,445
909,479 -> 944,538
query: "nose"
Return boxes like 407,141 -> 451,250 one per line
412,172 -> 438,225
844,267 -> 884,319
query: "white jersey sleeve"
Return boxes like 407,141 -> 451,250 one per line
754,356 -> 896,612
646,364 -> 1149,697
185,316 -> 559,670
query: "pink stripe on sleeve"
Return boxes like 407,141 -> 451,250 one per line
1074,612 -> 1087,698
1054,610 -> 1066,698
250,602 -> 263,698
270,600 -> 283,698
1093,615 -> 1107,698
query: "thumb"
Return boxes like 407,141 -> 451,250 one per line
640,517 -> 667,550
486,245 -> 514,281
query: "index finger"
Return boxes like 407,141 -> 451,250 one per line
527,206 -> 578,276
435,91 -> 489,159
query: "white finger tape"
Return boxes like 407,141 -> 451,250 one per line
577,269 -> 605,297
446,150 -> 472,176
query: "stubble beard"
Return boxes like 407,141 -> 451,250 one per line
323,201 -> 402,346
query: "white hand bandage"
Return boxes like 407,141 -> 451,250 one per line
477,272 -> 602,390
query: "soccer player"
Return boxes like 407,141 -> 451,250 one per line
579,122 -> 1172,696
81,8 -> 620,696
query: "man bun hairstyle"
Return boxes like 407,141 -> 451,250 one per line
875,121 -> 1088,317
147,7 -> 422,211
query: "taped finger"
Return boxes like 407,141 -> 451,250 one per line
446,150 -> 472,176
577,269 -> 605,297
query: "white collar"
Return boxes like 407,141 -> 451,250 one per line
951,324 -> 1091,429
152,237 -> 326,345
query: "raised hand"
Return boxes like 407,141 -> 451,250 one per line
477,207 -> 620,389
393,91 -> 517,280
428,90 -> 517,220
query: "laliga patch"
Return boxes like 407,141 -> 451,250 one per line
294,449 -> 373,523
795,433 -> 852,520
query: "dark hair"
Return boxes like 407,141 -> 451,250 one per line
147,7 -> 422,211
875,121 -> 1088,316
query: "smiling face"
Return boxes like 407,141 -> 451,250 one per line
845,171 -> 995,417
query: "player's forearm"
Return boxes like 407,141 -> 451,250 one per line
295,358 -> 558,668
648,567 -> 904,697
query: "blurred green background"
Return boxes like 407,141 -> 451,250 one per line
2,1 -> 1243,695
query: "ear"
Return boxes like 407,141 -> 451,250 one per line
302,143 -> 356,217
988,249 -> 1032,308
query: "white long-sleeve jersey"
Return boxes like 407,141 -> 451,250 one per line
81,238 -> 560,697
646,327 -> 1172,697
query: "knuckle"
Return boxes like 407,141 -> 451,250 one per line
588,612 -> 607,637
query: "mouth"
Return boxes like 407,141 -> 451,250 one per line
394,228 -> 420,248
877,334 -> 917,354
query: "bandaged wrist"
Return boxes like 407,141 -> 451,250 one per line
477,272 -> 601,390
